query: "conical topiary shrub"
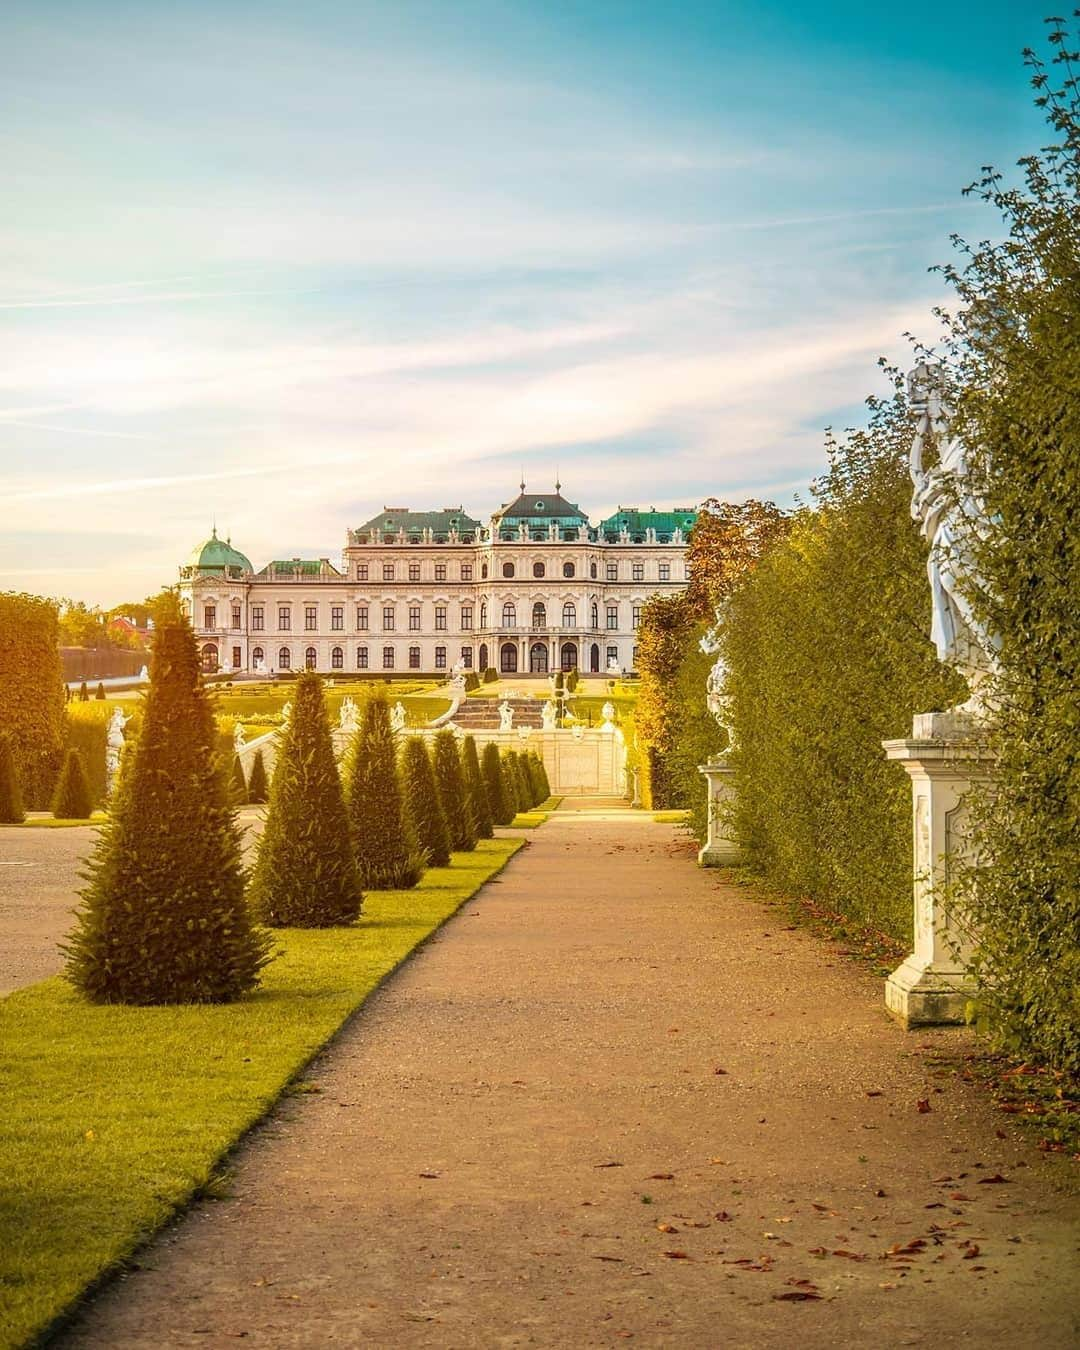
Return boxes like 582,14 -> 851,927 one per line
230,754 -> 248,805
51,747 -> 93,819
247,748 -> 268,804
95,682 -> 106,700
505,751 -> 531,814
530,752 -> 549,805
0,735 -> 25,823
481,740 -> 514,826
401,736 -> 451,867
535,751 -> 551,800
461,735 -> 493,839
64,597 -> 271,1004
78,681 -> 89,702
433,730 -> 476,852
345,694 -> 424,889
250,670 -> 363,927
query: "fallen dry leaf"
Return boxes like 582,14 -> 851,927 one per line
916,1099 -> 932,1113
714,1211 -> 733,1222
949,1193 -> 973,1202
773,1290 -> 822,1301
662,1250 -> 691,1260
977,1173 -> 1009,1184
656,1223 -> 679,1234
961,1243 -> 981,1260
594,1161 -> 623,1169
647,1173 -> 675,1181
832,1250 -> 868,1261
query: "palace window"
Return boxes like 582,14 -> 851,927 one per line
479,600 -> 487,627
632,604 -> 642,627
632,562 -> 645,582
590,562 -> 598,579
231,606 -> 241,628
461,606 -> 473,630
383,646 -> 395,669
562,601 -> 576,628
252,645 -> 264,665
435,645 -> 446,669
304,606 -> 318,631
331,646 -> 343,669
435,562 -> 446,581
409,562 -> 421,582
204,604 -> 216,628
563,561 -> 575,578
606,562 -> 618,581
305,646 -> 317,669
251,606 -> 264,631
382,605 -> 395,631
435,605 -> 447,631
607,645 -> 618,666
659,563 -> 671,581
331,605 -> 343,630
278,646 -> 291,669
356,605 -> 369,630
481,562 -> 489,579
357,645 -> 368,669
408,605 -> 421,631
633,644 -> 640,665
278,606 -> 291,631
606,605 -> 618,629
591,602 -> 599,629
502,601 -> 516,628
533,561 -> 545,578
232,645 -> 241,668
461,646 -> 473,668
502,561 -> 515,578
532,601 -> 546,628
409,646 -> 421,669
461,563 -> 473,581
356,563 -> 368,581
383,563 -> 395,582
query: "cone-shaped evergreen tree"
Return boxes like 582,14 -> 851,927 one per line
402,736 -> 451,866
535,751 -> 552,800
433,729 -> 476,852
345,694 -> 424,889
482,740 -> 514,826
230,753 -> 248,805
95,682 -> 106,700
0,735 -> 25,823
64,597 -> 270,1003
51,747 -> 93,819
247,749 -> 269,804
461,735 -> 493,839
505,751 -> 531,813
250,671 -> 362,927
78,681 -> 89,702
523,752 -> 543,806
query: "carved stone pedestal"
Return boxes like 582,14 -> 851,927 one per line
882,712 -> 995,1028
698,757 -> 739,866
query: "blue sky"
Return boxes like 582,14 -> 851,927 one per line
0,0 -> 1048,603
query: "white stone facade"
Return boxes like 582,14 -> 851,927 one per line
179,491 -> 694,677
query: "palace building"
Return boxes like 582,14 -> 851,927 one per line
179,484 -> 696,677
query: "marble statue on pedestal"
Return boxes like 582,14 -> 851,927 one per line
338,696 -> 358,736
390,702 -> 407,734
280,701 -> 293,729
233,722 -> 246,756
699,609 -> 735,749
498,700 -> 514,732
541,699 -> 557,731
600,701 -> 616,731
105,708 -> 130,795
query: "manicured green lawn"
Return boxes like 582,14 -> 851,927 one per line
509,796 -> 563,828
651,810 -> 690,824
1,814 -> 108,830
0,838 -> 522,1349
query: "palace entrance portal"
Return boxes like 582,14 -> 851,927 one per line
529,642 -> 549,674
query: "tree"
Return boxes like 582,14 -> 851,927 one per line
79,681 -> 89,702
685,499 -> 791,618
505,751 -> 531,814
534,751 -> 552,800
247,749 -> 269,804
51,748 -> 93,819
0,592 -> 66,807
345,695 -> 424,889
230,754 -> 248,805
64,596 -> 270,1003
482,741 -> 514,826
0,735 -> 24,823
95,682 -> 106,701
401,736 -> 451,866
250,671 -> 362,927
433,730 -> 476,852
461,735 -> 493,839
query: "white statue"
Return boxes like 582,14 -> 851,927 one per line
138,664 -> 149,682
105,708 -> 130,794
498,700 -> 514,732
390,701 -> 407,733
338,696 -> 359,735
700,611 -> 735,750
599,700 -> 617,731
280,700 -> 293,729
233,722 -> 245,755
907,362 -> 1000,708
607,656 -> 620,676
541,699 -> 557,731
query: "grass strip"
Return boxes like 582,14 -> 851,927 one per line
0,837 -> 522,1349
651,810 -> 690,824
509,796 -> 563,829
1,815 -> 108,830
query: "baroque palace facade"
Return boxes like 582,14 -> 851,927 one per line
179,485 -> 696,678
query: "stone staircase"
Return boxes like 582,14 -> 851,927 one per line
449,697 -> 544,730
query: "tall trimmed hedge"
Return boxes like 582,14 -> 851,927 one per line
0,592 -> 66,807
0,734 -> 24,823
51,748 -> 93,819
401,737 -> 451,867
482,741 -> 514,826
434,730 -> 476,852
461,735 -> 493,839
345,695 -> 424,889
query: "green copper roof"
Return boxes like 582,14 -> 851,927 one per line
598,506 -> 697,539
257,558 -> 343,577
188,529 -> 253,574
354,507 -> 482,537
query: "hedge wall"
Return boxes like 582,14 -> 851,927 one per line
0,593 -> 66,808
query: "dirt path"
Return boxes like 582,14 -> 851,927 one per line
62,815 -> 1079,1348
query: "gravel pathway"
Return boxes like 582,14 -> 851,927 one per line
61,814 -> 1079,1348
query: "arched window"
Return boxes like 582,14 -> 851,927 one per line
278,646 -> 291,669
481,562 -> 489,579
590,561 -> 598,579
590,602 -> 599,629
251,645 -> 264,666
500,642 -> 518,673
479,600 -> 487,628
200,643 -> 218,672
502,600 -> 516,628
502,561 -> 515,579
356,645 -> 368,669
331,646 -> 343,669
533,561 -> 545,578
562,601 -> 576,628
478,642 -> 489,671
305,646 -> 317,669
563,561 -> 575,578
532,601 -> 546,628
